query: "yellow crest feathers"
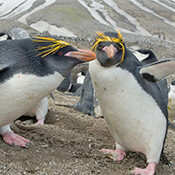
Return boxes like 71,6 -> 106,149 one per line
91,30 -> 125,64
33,36 -> 70,58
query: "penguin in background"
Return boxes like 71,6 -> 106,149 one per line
73,71 -> 95,116
0,36 -> 96,147
0,32 -> 12,41
89,31 -> 168,175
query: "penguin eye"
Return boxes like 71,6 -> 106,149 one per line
58,51 -> 63,55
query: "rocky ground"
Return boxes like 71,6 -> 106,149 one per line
0,37 -> 174,175
0,91 -> 174,175
0,0 -> 175,174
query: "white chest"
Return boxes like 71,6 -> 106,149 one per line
0,72 -> 64,126
89,60 -> 166,155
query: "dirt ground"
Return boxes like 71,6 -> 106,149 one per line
0,28 -> 175,175
0,0 -> 175,173
0,90 -> 174,175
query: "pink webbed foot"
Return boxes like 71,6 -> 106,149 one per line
2,132 -> 31,148
100,148 -> 126,161
35,118 -> 44,125
132,163 -> 156,175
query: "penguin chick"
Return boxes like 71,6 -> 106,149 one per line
89,31 -> 168,175
0,36 -> 96,147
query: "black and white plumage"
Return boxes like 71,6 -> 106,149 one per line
89,31 -> 168,175
0,32 -> 12,41
73,71 -> 95,116
140,58 -> 175,82
0,36 -> 96,147
3,29 -> 48,126
0,29 -> 48,146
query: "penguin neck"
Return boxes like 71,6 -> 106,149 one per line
45,55 -> 83,77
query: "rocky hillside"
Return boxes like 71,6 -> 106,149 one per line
0,0 -> 175,41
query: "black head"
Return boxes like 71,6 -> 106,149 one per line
0,36 -> 96,83
33,36 -> 96,62
33,37 -> 96,77
91,31 -> 125,67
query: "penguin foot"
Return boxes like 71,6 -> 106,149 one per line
1,132 -> 31,148
35,118 -> 44,125
100,148 -> 126,161
132,162 -> 156,175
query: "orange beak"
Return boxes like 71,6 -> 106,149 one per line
102,44 -> 117,59
65,49 -> 96,61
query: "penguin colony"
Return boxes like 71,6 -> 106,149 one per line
0,30 -> 173,175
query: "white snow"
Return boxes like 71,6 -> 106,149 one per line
103,0 -> 151,36
152,0 -> 175,12
0,0 -> 174,37
18,0 -> 56,24
129,0 -> 175,28
30,21 -> 77,37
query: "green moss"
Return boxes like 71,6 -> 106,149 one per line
47,6 -> 92,23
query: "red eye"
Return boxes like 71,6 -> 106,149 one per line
58,51 -> 62,55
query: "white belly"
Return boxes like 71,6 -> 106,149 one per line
24,96 -> 48,119
89,60 -> 167,163
0,72 -> 64,126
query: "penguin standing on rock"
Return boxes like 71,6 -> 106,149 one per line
89,31 -> 168,175
0,36 -> 96,147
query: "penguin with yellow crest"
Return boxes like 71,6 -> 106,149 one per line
0,36 -> 96,147
89,31 -> 168,175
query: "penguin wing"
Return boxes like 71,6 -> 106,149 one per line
57,74 -> 71,92
139,51 -> 169,112
137,49 -> 157,64
0,63 -> 10,82
139,59 -> 175,82
157,79 -> 169,108
0,63 -> 9,73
